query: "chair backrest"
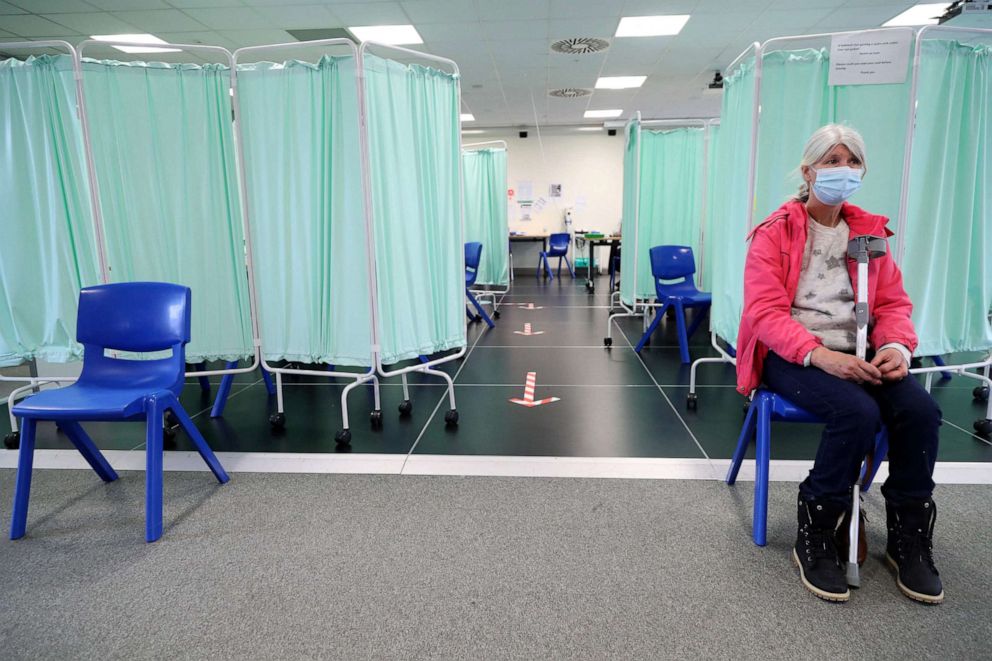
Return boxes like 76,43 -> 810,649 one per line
465,242 -> 483,287
650,245 -> 696,281
548,233 -> 570,253
76,282 -> 192,394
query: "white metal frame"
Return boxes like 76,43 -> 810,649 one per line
605,113 -> 717,344
231,38 -> 381,437
687,27 -> 992,425
358,41 -> 466,415
462,139 -> 510,314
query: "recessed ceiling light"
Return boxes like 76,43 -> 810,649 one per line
461,129 -> 486,134
91,34 -> 179,54
348,25 -> 423,45
615,15 -> 690,37
460,113 -> 475,122
882,3 -> 952,26
584,109 -> 624,119
595,76 -> 647,89
576,127 -> 602,131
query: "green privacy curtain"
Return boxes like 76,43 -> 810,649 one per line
902,39 -> 992,356
754,48 -> 910,226
462,147 -> 509,286
699,123 -> 720,292
619,121 -> 640,306
619,126 -> 706,306
363,54 -> 465,364
0,55 -> 99,367
236,57 -> 372,366
708,59 -> 755,348
81,58 -> 252,363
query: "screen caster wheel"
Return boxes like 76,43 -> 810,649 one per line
686,393 -> 698,411
370,410 -> 383,429
603,337 -> 613,348
4,431 -> 20,450
269,412 -> 286,430
974,386 -> 990,403
335,429 -> 352,446
398,400 -> 413,417
974,419 -> 992,438
444,409 -> 459,427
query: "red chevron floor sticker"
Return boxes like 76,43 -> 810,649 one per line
509,371 -> 560,407
513,323 -> 545,336
517,303 -> 544,310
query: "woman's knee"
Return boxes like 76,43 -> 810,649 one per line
824,388 -> 881,435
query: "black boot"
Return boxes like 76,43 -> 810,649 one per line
886,498 -> 944,604
794,495 -> 850,602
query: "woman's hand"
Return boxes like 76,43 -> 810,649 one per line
870,347 -> 909,381
810,347 -> 882,385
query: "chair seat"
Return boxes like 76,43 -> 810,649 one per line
658,283 -> 711,304
12,383 -> 153,421
466,272 -> 475,286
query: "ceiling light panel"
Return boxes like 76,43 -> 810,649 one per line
882,3 -> 952,27
584,109 -> 624,118
347,25 -> 423,45
595,75 -> 647,89
460,113 -> 476,122
615,15 -> 690,37
91,34 -> 180,54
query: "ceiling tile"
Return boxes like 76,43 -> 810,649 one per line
10,0 -> 93,12
478,0 -> 548,22
46,12 -> 138,35
621,0 -> 701,14
86,0 -> 170,9
401,0 -> 479,23
184,7 -> 271,31
481,19 -> 549,41
815,4 -> 919,30
251,5 -> 342,29
695,0 -> 774,12
755,7 -> 838,30
166,0 -> 242,7
415,22 -> 485,42
548,0 -> 622,19
155,31 -> 235,48
328,2 -> 409,26
111,10 -> 208,33
217,28 -> 294,47
0,14 -> 79,36
549,17 -> 618,40
0,2 -> 27,15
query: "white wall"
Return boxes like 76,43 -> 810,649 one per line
464,125 -> 624,273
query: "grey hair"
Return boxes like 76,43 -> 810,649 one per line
794,123 -> 868,202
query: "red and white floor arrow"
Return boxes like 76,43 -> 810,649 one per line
513,323 -> 544,336
509,371 -> 560,407
517,303 -> 544,310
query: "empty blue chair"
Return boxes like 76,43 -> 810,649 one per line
634,246 -> 712,364
726,388 -> 888,547
9,282 -> 229,543
537,232 -> 575,280
465,242 -> 495,328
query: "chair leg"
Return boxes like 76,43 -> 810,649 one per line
466,290 -> 495,328
753,395 -> 772,547
686,304 -> 710,340
145,398 -> 165,543
674,299 -> 691,364
557,256 -> 562,278
195,362 -> 210,393
635,302 -> 669,353
542,254 -> 554,280
169,399 -> 229,485
210,360 -> 239,418
564,255 -> 576,279
726,401 -> 757,484
9,418 -> 37,540
57,421 -> 117,482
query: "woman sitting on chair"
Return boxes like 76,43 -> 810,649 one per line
736,124 -> 943,604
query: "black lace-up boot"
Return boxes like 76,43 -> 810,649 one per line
886,498 -> 944,604
794,495 -> 850,602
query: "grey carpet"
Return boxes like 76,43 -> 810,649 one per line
0,470 -> 990,660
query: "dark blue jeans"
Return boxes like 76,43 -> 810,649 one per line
762,352 -> 941,506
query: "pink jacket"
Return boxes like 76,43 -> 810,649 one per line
736,199 -> 917,395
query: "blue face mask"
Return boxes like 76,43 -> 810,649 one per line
811,166 -> 863,205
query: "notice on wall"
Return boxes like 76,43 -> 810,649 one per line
828,28 -> 912,86
517,180 -> 533,203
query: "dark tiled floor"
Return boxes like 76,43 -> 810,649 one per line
2,275 -> 990,461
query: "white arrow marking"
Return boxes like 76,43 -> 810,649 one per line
518,303 -> 544,310
509,371 -> 560,408
513,323 -> 545,336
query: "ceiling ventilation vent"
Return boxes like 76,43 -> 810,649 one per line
550,37 -> 610,55
549,88 -> 593,98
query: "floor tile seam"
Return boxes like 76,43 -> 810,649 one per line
614,323 -> 718,472
942,418 -> 992,447
400,293 -> 499,469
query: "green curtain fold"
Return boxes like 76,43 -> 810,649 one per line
81,58 -> 252,363
0,54 -> 99,367
700,123 -> 720,292
462,147 -> 509,287
363,54 -> 465,364
619,125 -> 706,306
902,40 -> 992,356
236,57 -> 372,366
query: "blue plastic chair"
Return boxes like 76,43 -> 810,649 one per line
634,246 -> 712,364
537,232 -> 575,280
9,282 -> 230,543
465,242 -> 495,328
726,388 -> 888,547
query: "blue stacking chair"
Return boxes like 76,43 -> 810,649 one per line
9,282 -> 230,543
726,388 -> 888,547
537,232 -> 575,280
465,242 -> 495,328
634,246 -> 711,364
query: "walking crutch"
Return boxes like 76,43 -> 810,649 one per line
845,234 -> 888,588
